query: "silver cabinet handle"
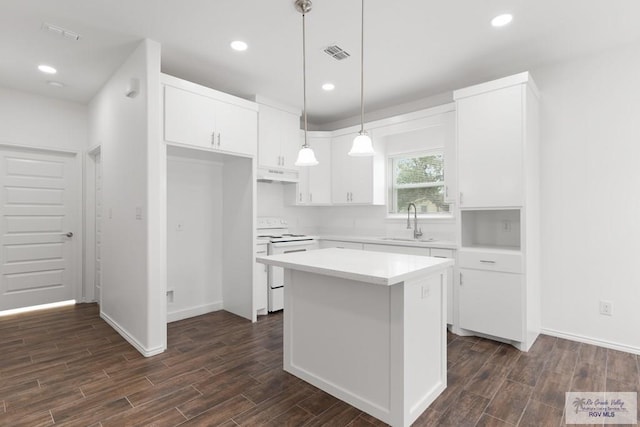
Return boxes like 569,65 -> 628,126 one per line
460,272 -> 463,285
299,193 -> 303,202
480,260 -> 496,264
63,232 -> 73,238
217,133 -> 221,146
459,192 -> 464,205
346,192 -> 349,202
211,132 -> 216,146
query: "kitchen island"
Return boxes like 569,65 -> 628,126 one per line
256,248 -> 453,427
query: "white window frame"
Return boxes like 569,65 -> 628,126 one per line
387,149 -> 451,219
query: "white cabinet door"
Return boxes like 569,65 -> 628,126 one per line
319,240 -> 363,250
164,85 -> 257,156
306,135 -> 331,204
431,248 -> 454,325
258,105 -> 284,168
217,101 -> 257,156
254,245 -> 268,315
457,84 -> 523,207
331,132 -> 375,204
257,104 -> 300,169
281,112 -> 302,170
442,111 -> 457,204
363,243 -> 430,256
164,85 -> 217,149
458,268 -> 523,341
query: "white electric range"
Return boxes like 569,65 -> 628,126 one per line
257,217 -> 318,311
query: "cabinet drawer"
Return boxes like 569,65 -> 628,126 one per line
430,248 -> 454,259
363,243 -> 430,256
458,250 -> 522,273
319,240 -> 363,250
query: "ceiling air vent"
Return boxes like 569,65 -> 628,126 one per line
323,45 -> 350,61
41,23 -> 81,41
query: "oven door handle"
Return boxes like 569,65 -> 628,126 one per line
270,240 -> 317,249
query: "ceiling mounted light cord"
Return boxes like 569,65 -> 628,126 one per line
294,0 -> 319,167
349,0 -> 375,157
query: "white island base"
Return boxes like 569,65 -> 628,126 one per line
258,248 -> 452,427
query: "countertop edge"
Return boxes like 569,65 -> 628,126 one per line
256,253 -> 454,287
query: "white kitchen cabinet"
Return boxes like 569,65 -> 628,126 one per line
319,240 -> 363,250
287,132 -> 332,205
254,243 -> 268,316
362,243 -> 430,256
458,268 -> 523,342
256,99 -> 301,170
431,248 -> 455,325
455,73 -> 538,208
330,131 -> 385,205
162,76 -> 258,157
441,111 -> 457,204
454,72 -> 540,351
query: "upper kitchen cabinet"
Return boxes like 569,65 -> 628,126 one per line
454,72 -> 539,208
162,74 -> 258,157
255,97 -> 301,171
330,131 -> 385,205
286,131 -> 332,205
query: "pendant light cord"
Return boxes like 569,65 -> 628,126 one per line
360,0 -> 365,134
302,11 -> 309,148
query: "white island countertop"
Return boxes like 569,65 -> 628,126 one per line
257,247 -> 453,286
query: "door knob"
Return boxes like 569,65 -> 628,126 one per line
64,232 -> 73,238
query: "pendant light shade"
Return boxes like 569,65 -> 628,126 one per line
349,0 -> 375,157
294,0 -> 318,166
348,131 -> 374,156
295,146 -> 319,166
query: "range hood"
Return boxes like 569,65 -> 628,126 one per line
257,167 -> 299,183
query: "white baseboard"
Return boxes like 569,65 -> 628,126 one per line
167,301 -> 223,323
541,328 -> 640,356
100,311 -> 165,357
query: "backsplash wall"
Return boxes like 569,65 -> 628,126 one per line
257,182 -> 457,242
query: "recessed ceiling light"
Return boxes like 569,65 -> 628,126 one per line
491,13 -> 513,27
47,80 -> 65,88
322,83 -> 335,91
38,64 -> 57,74
230,40 -> 248,51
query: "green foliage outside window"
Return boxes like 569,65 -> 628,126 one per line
391,153 -> 449,214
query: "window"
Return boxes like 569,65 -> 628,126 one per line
388,150 -> 449,215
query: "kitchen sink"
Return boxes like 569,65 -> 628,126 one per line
381,237 -> 437,242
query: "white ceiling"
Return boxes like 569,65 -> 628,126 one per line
2,0 -> 640,126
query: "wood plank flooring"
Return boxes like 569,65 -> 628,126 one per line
1,303 -> 638,426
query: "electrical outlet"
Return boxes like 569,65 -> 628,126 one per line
502,220 -> 512,232
167,290 -> 174,304
421,285 -> 430,299
599,300 -> 612,316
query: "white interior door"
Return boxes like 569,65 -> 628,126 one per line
0,147 -> 79,311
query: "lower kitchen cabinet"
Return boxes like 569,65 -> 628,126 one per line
319,240 -> 363,250
458,268 -> 523,342
254,243 -> 268,316
431,248 -> 455,325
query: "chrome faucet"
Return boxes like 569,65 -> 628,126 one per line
407,203 -> 423,239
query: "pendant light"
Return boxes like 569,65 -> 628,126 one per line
294,0 -> 319,166
349,0 -> 375,157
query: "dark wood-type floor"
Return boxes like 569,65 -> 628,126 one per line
1,303 -> 639,426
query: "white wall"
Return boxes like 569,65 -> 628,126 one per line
167,156 -> 223,321
0,87 -> 87,151
88,39 -> 165,356
533,42 -> 640,353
